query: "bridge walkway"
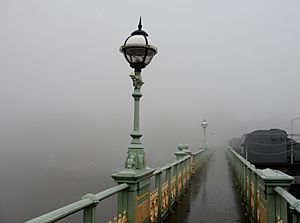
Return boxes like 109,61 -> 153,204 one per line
165,148 -> 249,223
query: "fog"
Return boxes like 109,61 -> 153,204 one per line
0,0 -> 300,222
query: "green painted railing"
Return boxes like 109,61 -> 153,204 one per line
148,148 -> 211,222
274,186 -> 300,223
26,147 -> 211,223
25,183 -> 129,223
227,147 -> 298,223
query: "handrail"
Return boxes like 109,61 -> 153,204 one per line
153,154 -> 191,175
230,148 -> 249,164
26,147 -> 211,223
25,183 -> 129,223
228,148 -> 296,223
153,149 -> 208,175
191,149 -> 205,156
274,186 -> 300,213
274,186 -> 298,205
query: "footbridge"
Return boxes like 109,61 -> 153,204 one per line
24,145 -> 247,223
25,146 -> 300,223
26,146 -> 213,223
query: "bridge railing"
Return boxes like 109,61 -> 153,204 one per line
227,147 -> 297,223
150,155 -> 191,222
26,147 -> 211,223
191,148 -> 209,174
25,183 -> 129,223
274,186 -> 300,223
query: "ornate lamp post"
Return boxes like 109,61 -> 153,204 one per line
119,17 -> 158,170
201,119 -> 208,148
112,18 -> 158,223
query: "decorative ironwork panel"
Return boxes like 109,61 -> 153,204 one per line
136,199 -> 149,223
276,216 -> 284,223
257,191 -> 268,223
162,182 -> 169,210
240,170 -> 243,187
136,192 -> 149,202
187,165 -> 190,181
246,176 -> 249,199
191,162 -> 195,174
108,211 -> 128,223
171,176 -> 176,200
183,169 -> 186,188
178,172 -> 182,193
149,189 -> 159,223
251,182 -> 255,211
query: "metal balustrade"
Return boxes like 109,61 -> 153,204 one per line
25,183 -> 129,223
150,155 -> 191,222
227,147 -> 298,223
25,148 -> 211,223
274,186 -> 300,223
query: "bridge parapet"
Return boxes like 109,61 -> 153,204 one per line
227,148 -> 299,223
25,147 -> 211,223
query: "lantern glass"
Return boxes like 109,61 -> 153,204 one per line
202,120 -> 208,129
121,45 -> 157,69
144,48 -> 155,65
124,46 -> 147,63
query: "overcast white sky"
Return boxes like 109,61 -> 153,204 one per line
1,1 -> 300,221
0,0 -> 300,166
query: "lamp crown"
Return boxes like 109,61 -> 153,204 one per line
131,17 -> 148,37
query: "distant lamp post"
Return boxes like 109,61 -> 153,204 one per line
291,117 -> 300,165
119,18 -> 158,170
211,130 -> 215,147
201,119 -> 208,148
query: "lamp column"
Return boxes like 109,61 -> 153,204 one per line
125,69 -> 146,169
201,119 -> 208,148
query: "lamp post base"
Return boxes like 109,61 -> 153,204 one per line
112,167 -> 154,223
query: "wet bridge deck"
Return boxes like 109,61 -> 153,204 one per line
166,148 -> 249,223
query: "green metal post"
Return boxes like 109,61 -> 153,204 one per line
246,166 -> 251,211
243,163 -> 247,199
179,162 -> 183,197
253,170 -> 258,221
240,161 -> 243,196
125,70 -> 146,170
175,164 -> 179,202
83,205 -> 96,223
188,157 -> 192,184
183,160 -> 187,190
155,171 -> 162,222
117,190 -> 128,216
166,167 -> 172,212
256,168 -> 294,223
191,155 -> 195,176
175,144 -> 188,160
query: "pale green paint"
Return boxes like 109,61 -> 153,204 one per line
227,148 -> 300,223
125,70 -> 146,170
25,147 -> 211,223
25,183 -> 129,223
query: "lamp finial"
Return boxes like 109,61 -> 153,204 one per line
138,17 -> 142,30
